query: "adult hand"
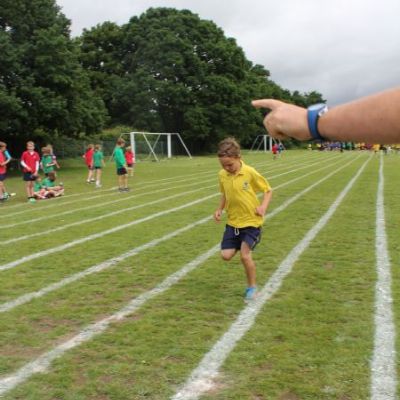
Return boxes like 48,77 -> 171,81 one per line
252,99 -> 312,141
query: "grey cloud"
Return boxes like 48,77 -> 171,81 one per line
57,0 -> 400,105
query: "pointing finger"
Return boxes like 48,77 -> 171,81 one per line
251,99 -> 284,110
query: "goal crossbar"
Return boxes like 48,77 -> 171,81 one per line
112,132 -> 192,162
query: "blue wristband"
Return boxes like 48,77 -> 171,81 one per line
307,104 -> 328,141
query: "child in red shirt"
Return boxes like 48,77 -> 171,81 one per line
21,141 -> 40,203
125,146 -> 135,177
83,144 -> 95,183
0,142 -> 7,201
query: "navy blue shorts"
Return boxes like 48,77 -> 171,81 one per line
0,173 -> 6,181
221,225 -> 262,251
23,173 -> 37,181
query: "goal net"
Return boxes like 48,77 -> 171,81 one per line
118,132 -> 192,162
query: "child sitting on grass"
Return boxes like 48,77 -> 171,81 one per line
34,172 -> 64,199
33,176 -> 49,200
42,171 -> 64,197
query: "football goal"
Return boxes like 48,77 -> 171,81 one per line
250,134 -> 283,152
117,132 -> 192,162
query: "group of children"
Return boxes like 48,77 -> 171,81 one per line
21,141 -> 64,203
0,140 -> 64,203
82,138 -> 135,191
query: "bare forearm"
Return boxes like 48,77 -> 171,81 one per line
252,87 -> 400,144
320,88 -> 400,143
217,195 -> 226,211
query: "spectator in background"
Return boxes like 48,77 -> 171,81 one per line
21,141 -> 40,203
125,146 -> 135,177
93,144 -> 105,188
114,138 -> 129,192
46,144 -> 60,169
41,146 -> 56,176
83,144 -> 95,183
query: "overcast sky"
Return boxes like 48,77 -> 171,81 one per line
57,0 -> 400,105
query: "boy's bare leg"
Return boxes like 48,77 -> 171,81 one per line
240,242 -> 256,287
221,249 -> 237,261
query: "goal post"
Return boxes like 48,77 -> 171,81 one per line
250,135 -> 283,152
114,132 -> 193,162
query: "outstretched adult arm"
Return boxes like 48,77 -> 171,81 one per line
252,87 -> 400,144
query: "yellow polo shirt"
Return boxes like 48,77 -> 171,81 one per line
218,161 -> 271,228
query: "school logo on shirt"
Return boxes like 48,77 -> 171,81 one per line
242,181 -> 249,191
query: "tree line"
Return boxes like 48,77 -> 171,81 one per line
0,1 -> 324,153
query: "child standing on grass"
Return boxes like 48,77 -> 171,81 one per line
214,137 -> 272,301
114,138 -> 129,192
125,146 -> 135,177
40,146 -> 56,176
0,142 -> 7,202
21,141 -> 40,203
93,144 -> 105,188
1,143 -> 16,200
46,144 -> 60,169
83,144 -> 95,183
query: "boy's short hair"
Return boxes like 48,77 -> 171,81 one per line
126,146 -> 131,151
27,141 -> 35,147
117,138 -> 125,145
0,141 -> 6,148
217,137 -> 241,158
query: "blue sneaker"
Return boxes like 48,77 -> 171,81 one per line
244,287 -> 257,301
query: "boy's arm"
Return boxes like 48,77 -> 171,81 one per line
214,194 -> 226,223
256,189 -> 272,217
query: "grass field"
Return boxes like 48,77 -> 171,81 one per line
0,150 -> 399,400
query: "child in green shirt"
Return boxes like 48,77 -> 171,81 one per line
93,144 -> 105,188
40,146 -> 56,176
114,138 -> 129,192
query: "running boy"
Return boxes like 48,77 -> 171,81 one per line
214,137 -> 272,301
21,141 -> 40,203
93,144 -> 105,188
114,138 -> 129,192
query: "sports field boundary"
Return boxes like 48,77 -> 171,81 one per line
370,154 -> 397,399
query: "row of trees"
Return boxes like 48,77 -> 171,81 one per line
0,1 -> 324,153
